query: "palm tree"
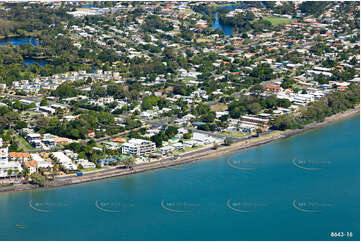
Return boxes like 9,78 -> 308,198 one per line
7,169 -> 12,178
123,156 -> 135,170
14,168 -> 19,181
256,128 -> 263,137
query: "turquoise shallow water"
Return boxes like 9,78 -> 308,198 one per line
0,115 -> 359,241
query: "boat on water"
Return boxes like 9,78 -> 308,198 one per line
16,224 -> 25,229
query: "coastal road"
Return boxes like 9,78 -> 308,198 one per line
54,144 -> 218,181
54,129 -> 277,181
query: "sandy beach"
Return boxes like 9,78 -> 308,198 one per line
0,106 -> 359,194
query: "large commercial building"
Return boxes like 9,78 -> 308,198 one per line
122,139 -> 155,156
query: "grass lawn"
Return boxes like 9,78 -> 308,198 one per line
172,145 -> 206,156
262,16 -> 294,26
17,135 -> 36,151
210,103 -> 228,112
219,131 -> 248,138
251,131 -> 282,142
75,8 -> 91,11
196,38 -> 212,43
182,76 -> 197,83
81,168 -> 100,172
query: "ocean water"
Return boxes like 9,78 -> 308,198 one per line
0,115 -> 359,241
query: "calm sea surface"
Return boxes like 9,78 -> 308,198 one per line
0,115 -> 359,241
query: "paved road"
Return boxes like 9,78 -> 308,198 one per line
54,129 -> 277,181
1,94 -> 43,102
145,117 -> 173,128
54,144 -> 217,181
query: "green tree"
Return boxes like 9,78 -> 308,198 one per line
30,172 -> 46,187
40,98 -> 48,106
247,103 -> 262,114
224,137 -> 233,146
7,168 -> 13,178
123,156 -> 135,169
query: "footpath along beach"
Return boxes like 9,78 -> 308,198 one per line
0,107 -> 359,194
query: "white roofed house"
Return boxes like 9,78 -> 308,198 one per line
77,159 -> 96,169
26,133 -> 42,148
292,93 -> 314,106
192,132 -> 217,146
140,110 -> 156,120
51,152 -> 77,171
39,106 -> 56,115
102,141 -> 121,150
26,133 -> 41,142
30,154 -> 53,170
158,146 -> 175,156
42,139 -> 56,149
172,142 -> 185,150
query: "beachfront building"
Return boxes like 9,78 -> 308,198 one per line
0,148 -> 23,178
122,139 -> 156,156
51,152 -> 77,171
191,132 -> 221,146
0,161 -> 23,178
24,160 -> 38,174
30,154 -> 53,170
158,146 -> 175,155
240,116 -> 269,128
0,147 -> 8,163
77,159 -> 96,169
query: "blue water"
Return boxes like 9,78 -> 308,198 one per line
79,4 -> 94,8
212,4 -> 247,36
0,37 -> 38,46
24,58 -> 49,66
213,12 -> 233,36
216,4 -> 245,11
0,115 -> 359,241
0,38 -> 47,66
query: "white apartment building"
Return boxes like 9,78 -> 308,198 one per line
0,162 -> 23,178
51,152 -> 77,171
0,147 -> 8,163
0,147 -> 23,178
122,139 -> 155,156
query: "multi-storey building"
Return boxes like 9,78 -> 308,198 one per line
122,139 -> 155,156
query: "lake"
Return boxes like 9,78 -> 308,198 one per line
213,12 -> 233,36
0,37 -> 49,66
212,4 -> 246,36
0,37 -> 39,47
0,115 -> 359,240
24,58 -> 49,67
212,3 -> 267,36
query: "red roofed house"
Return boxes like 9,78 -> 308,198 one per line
88,130 -> 96,137
25,160 -> 38,174
337,86 -> 347,91
265,85 -> 282,93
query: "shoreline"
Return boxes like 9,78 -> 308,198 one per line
0,107 -> 359,194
